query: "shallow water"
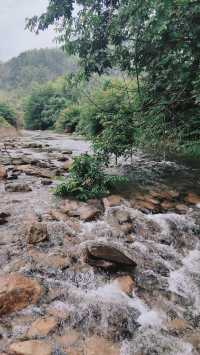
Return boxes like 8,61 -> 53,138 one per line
0,130 -> 200,354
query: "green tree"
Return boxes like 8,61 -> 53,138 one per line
27,0 -> 200,155
0,102 -> 17,127
24,84 -> 67,130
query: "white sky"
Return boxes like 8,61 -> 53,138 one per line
0,0 -> 56,62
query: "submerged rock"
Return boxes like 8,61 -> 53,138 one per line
27,222 -> 48,244
84,336 -> 120,355
0,273 -> 43,316
0,211 -> 10,225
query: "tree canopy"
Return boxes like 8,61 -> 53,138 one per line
26,0 -> 200,156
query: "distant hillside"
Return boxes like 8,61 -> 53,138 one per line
0,48 -> 78,92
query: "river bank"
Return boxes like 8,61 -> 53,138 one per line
0,130 -> 200,355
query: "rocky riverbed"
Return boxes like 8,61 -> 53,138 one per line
0,130 -> 200,355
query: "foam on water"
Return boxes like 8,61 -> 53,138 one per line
168,249 -> 200,311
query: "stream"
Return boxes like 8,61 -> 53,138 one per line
0,130 -> 200,355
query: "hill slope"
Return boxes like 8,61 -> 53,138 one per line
0,48 -> 78,92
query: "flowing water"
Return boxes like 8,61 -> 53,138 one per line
0,130 -> 200,354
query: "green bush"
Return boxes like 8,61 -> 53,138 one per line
24,84 -> 67,130
55,105 -> 81,132
55,153 -> 127,201
0,102 -> 17,127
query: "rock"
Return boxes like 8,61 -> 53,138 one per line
83,336 -> 120,355
60,199 -> 81,216
113,276 -> 135,295
47,301 -> 71,320
8,340 -> 52,355
161,201 -> 174,210
84,241 -> 137,268
185,192 -> 200,205
0,165 -> 7,179
175,204 -> 188,213
0,273 -> 43,316
134,200 -> 157,212
103,195 -> 122,208
167,318 -> 190,332
0,211 -> 10,225
29,250 -> 69,270
56,329 -> 81,350
5,183 -> 32,193
23,143 -> 43,149
27,317 -> 57,338
41,179 -> 52,186
15,165 -> 52,179
63,160 -> 73,171
62,149 -> 73,155
184,331 -> 200,352
27,222 -> 48,244
79,205 -> 100,221
49,209 -> 68,222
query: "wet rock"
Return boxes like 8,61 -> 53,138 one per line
41,179 -> 53,186
29,250 -> 69,270
184,331 -> 200,352
0,212 -> 10,225
133,200 -> 158,212
62,149 -> 73,155
5,183 -> 32,193
84,336 -> 120,355
60,199 -> 82,216
185,192 -> 200,205
113,276 -> 135,295
84,241 -> 137,268
175,204 -> 188,214
8,340 -> 52,355
27,222 -> 48,244
55,329 -> 81,351
47,301 -> 71,320
0,165 -> 7,179
105,208 -> 133,235
79,205 -> 100,221
27,317 -> 57,338
103,195 -> 122,208
166,318 -> 190,333
15,165 -> 52,179
23,142 -> 43,149
49,209 -> 68,222
161,201 -> 174,210
0,273 -> 43,316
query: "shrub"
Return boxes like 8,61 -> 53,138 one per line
0,115 -> 12,128
55,153 -> 127,201
0,102 -> 17,127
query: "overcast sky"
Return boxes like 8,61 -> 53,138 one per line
0,0 -> 56,62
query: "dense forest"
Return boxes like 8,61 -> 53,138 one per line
0,48 -> 78,93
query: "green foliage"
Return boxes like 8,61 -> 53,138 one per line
77,78 -> 138,161
24,84 -> 67,130
0,116 -> 12,128
55,105 -> 81,132
27,0 -> 200,157
0,102 -> 17,127
55,153 -> 127,201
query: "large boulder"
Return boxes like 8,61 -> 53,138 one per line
0,273 -> 43,316
84,241 -> 137,268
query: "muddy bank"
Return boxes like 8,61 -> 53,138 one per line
0,130 -> 200,355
